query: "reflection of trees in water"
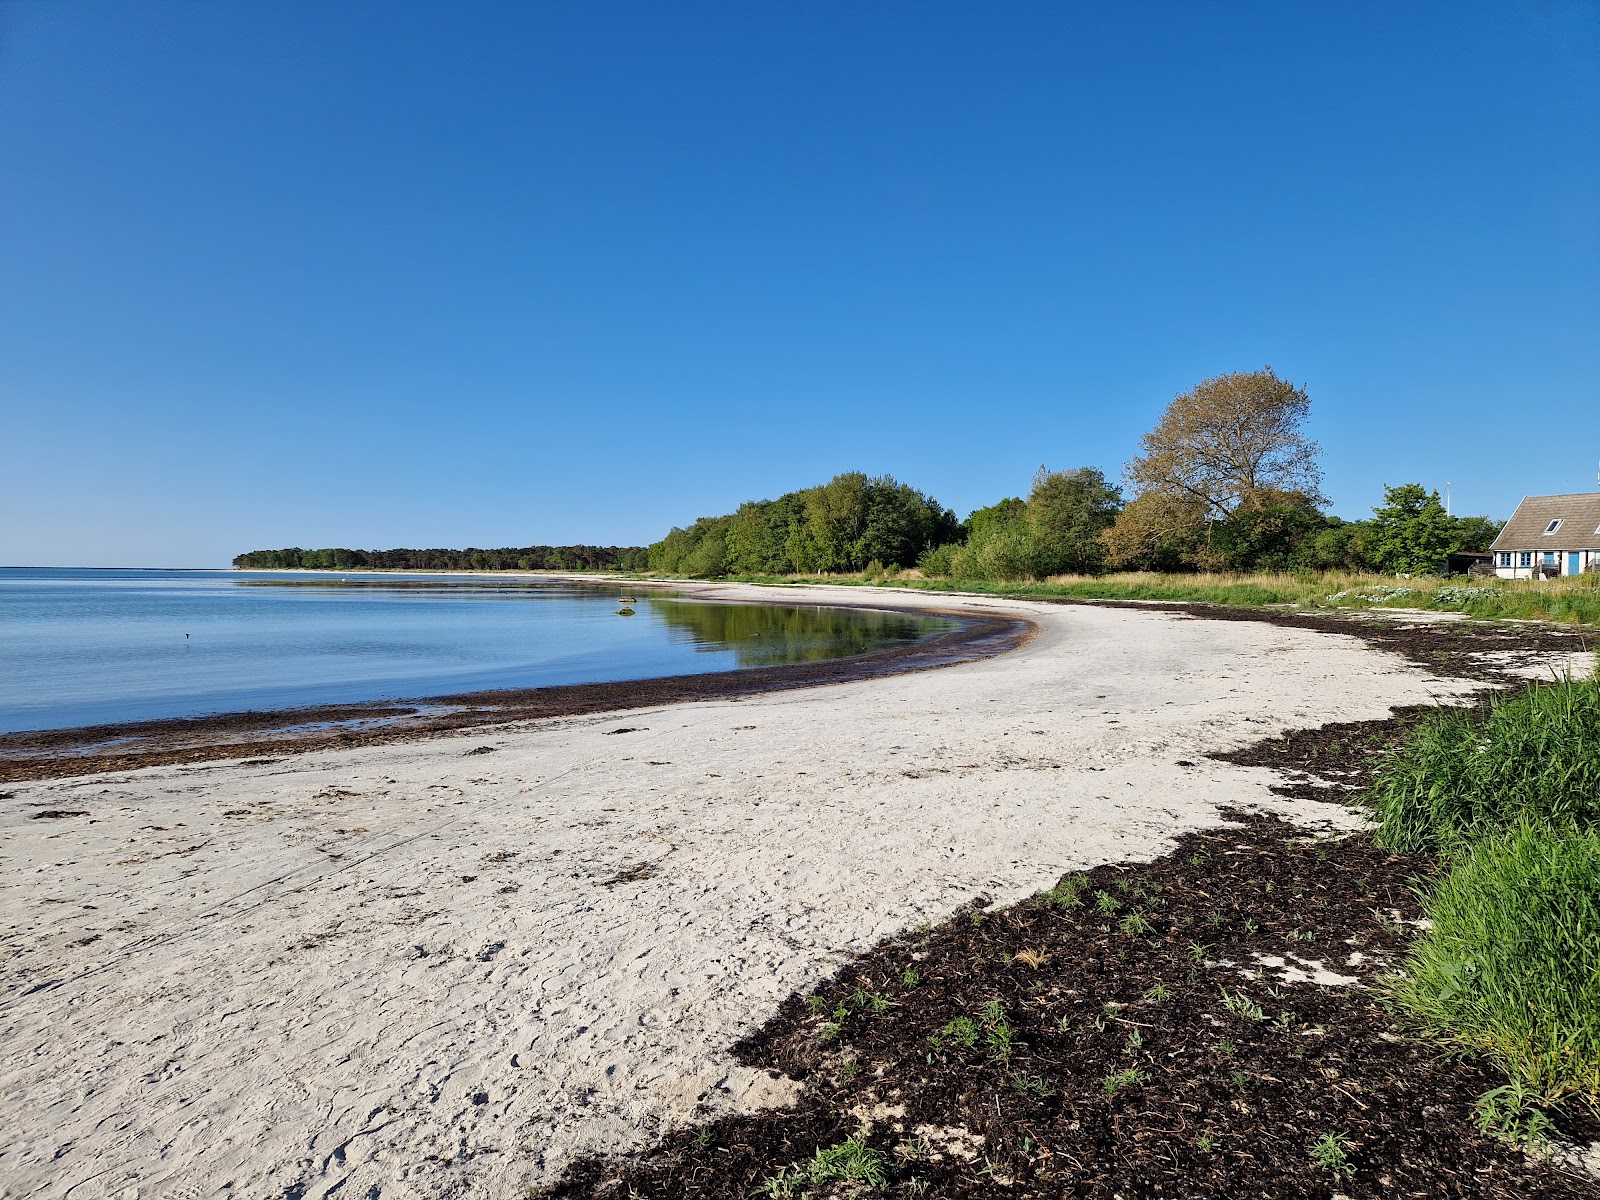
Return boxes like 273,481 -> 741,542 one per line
650,601 -> 947,667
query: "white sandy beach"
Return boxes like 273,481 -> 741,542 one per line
1,587 -> 1506,1199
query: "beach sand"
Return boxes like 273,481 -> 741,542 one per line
0,587 -> 1497,1198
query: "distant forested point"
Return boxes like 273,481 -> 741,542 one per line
232,545 -> 649,571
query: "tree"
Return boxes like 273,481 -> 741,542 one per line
1108,367 -> 1324,570
1452,515 -> 1504,555
1101,490 -> 1210,570
965,497 -> 1026,538
1204,492 -> 1328,571
1368,483 -> 1456,574
1125,367 -> 1324,515
650,472 -> 958,577
1026,466 -> 1122,575
1307,520 -> 1378,571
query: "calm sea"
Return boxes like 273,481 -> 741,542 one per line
0,568 -> 956,734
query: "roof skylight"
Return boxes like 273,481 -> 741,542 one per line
1544,519 -> 1563,534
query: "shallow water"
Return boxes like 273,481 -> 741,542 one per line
0,569 -> 957,732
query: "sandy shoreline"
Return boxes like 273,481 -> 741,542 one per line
0,585 -> 1029,783
0,584 -> 1553,1198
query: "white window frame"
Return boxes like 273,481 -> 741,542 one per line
1544,519 -> 1563,534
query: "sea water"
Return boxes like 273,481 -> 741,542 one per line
0,568 -> 956,733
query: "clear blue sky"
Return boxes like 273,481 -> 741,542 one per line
2,1 -> 1596,567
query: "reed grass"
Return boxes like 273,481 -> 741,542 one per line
1369,675 -> 1600,856
1391,824 -> 1600,1110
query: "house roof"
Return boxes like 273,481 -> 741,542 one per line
1490,493 -> 1600,551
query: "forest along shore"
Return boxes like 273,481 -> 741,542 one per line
1,586 -> 1590,1200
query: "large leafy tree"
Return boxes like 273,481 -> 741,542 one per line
1123,367 -> 1324,515
1368,483 -> 1456,574
1107,367 -> 1324,566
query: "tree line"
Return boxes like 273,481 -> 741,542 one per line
649,369 -> 1502,580
232,545 -> 649,572
647,472 -> 961,576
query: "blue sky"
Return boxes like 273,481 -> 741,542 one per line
1,1 -> 1596,567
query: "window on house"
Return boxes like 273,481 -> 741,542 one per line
1544,519 -> 1563,534
1498,552 -> 1512,568
1520,552 -> 1533,568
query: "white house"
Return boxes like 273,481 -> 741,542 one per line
1490,493 -> 1600,578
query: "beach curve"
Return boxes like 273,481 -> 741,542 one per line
0,586 -> 1504,1199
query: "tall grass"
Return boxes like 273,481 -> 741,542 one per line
1391,824 -> 1600,1109
687,568 -> 1600,628
1369,674 -> 1600,855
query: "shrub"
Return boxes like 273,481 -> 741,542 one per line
916,542 -> 958,578
1369,674 -> 1600,855
1391,824 -> 1600,1108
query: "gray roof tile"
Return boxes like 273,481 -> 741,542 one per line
1490,493 -> 1600,550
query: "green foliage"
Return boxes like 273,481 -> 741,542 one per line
232,544 -> 648,571
1118,912 -> 1154,937
1204,496 -> 1331,571
915,541 -> 959,577
1220,989 -> 1266,1022
1453,514 -> 1505,554
1023,466 -> 1123,575
1102,1066 -> 1149,1098
1307,520 -> 1375,571
947,508 -> 1037,581
761,1138 -> 889,1196
1042,872 -> 1088,909
1369,675 -> 1600,855
932,1017 -> 979,1049
650,473 -> 959,577
1473,1080 -> 1559,1151
964,497 -> 1026,538
919,466 -> 1121,581
1391,824 -> 1600,1108
1308,1132 -> 1353,1175
1368,482 -> 1456,574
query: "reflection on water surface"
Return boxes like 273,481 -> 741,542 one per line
0,569 -> 959,732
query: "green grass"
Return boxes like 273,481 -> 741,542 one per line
622,566 -> 1600,627
1369,674 -> 1600,855
932,1016 -> 978,1050
1102,1066 -> 1149,1098
1309,1131 -> 1354,1176
760,1137 -> 889,1197
1390,824 -> 1600,1110
1042,872 -> 1088,909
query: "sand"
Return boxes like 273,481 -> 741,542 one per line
0,586 -> 1499,1199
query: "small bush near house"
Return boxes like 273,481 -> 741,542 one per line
1390,824 -> 1600,1110
1369,673 -> 1600,855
